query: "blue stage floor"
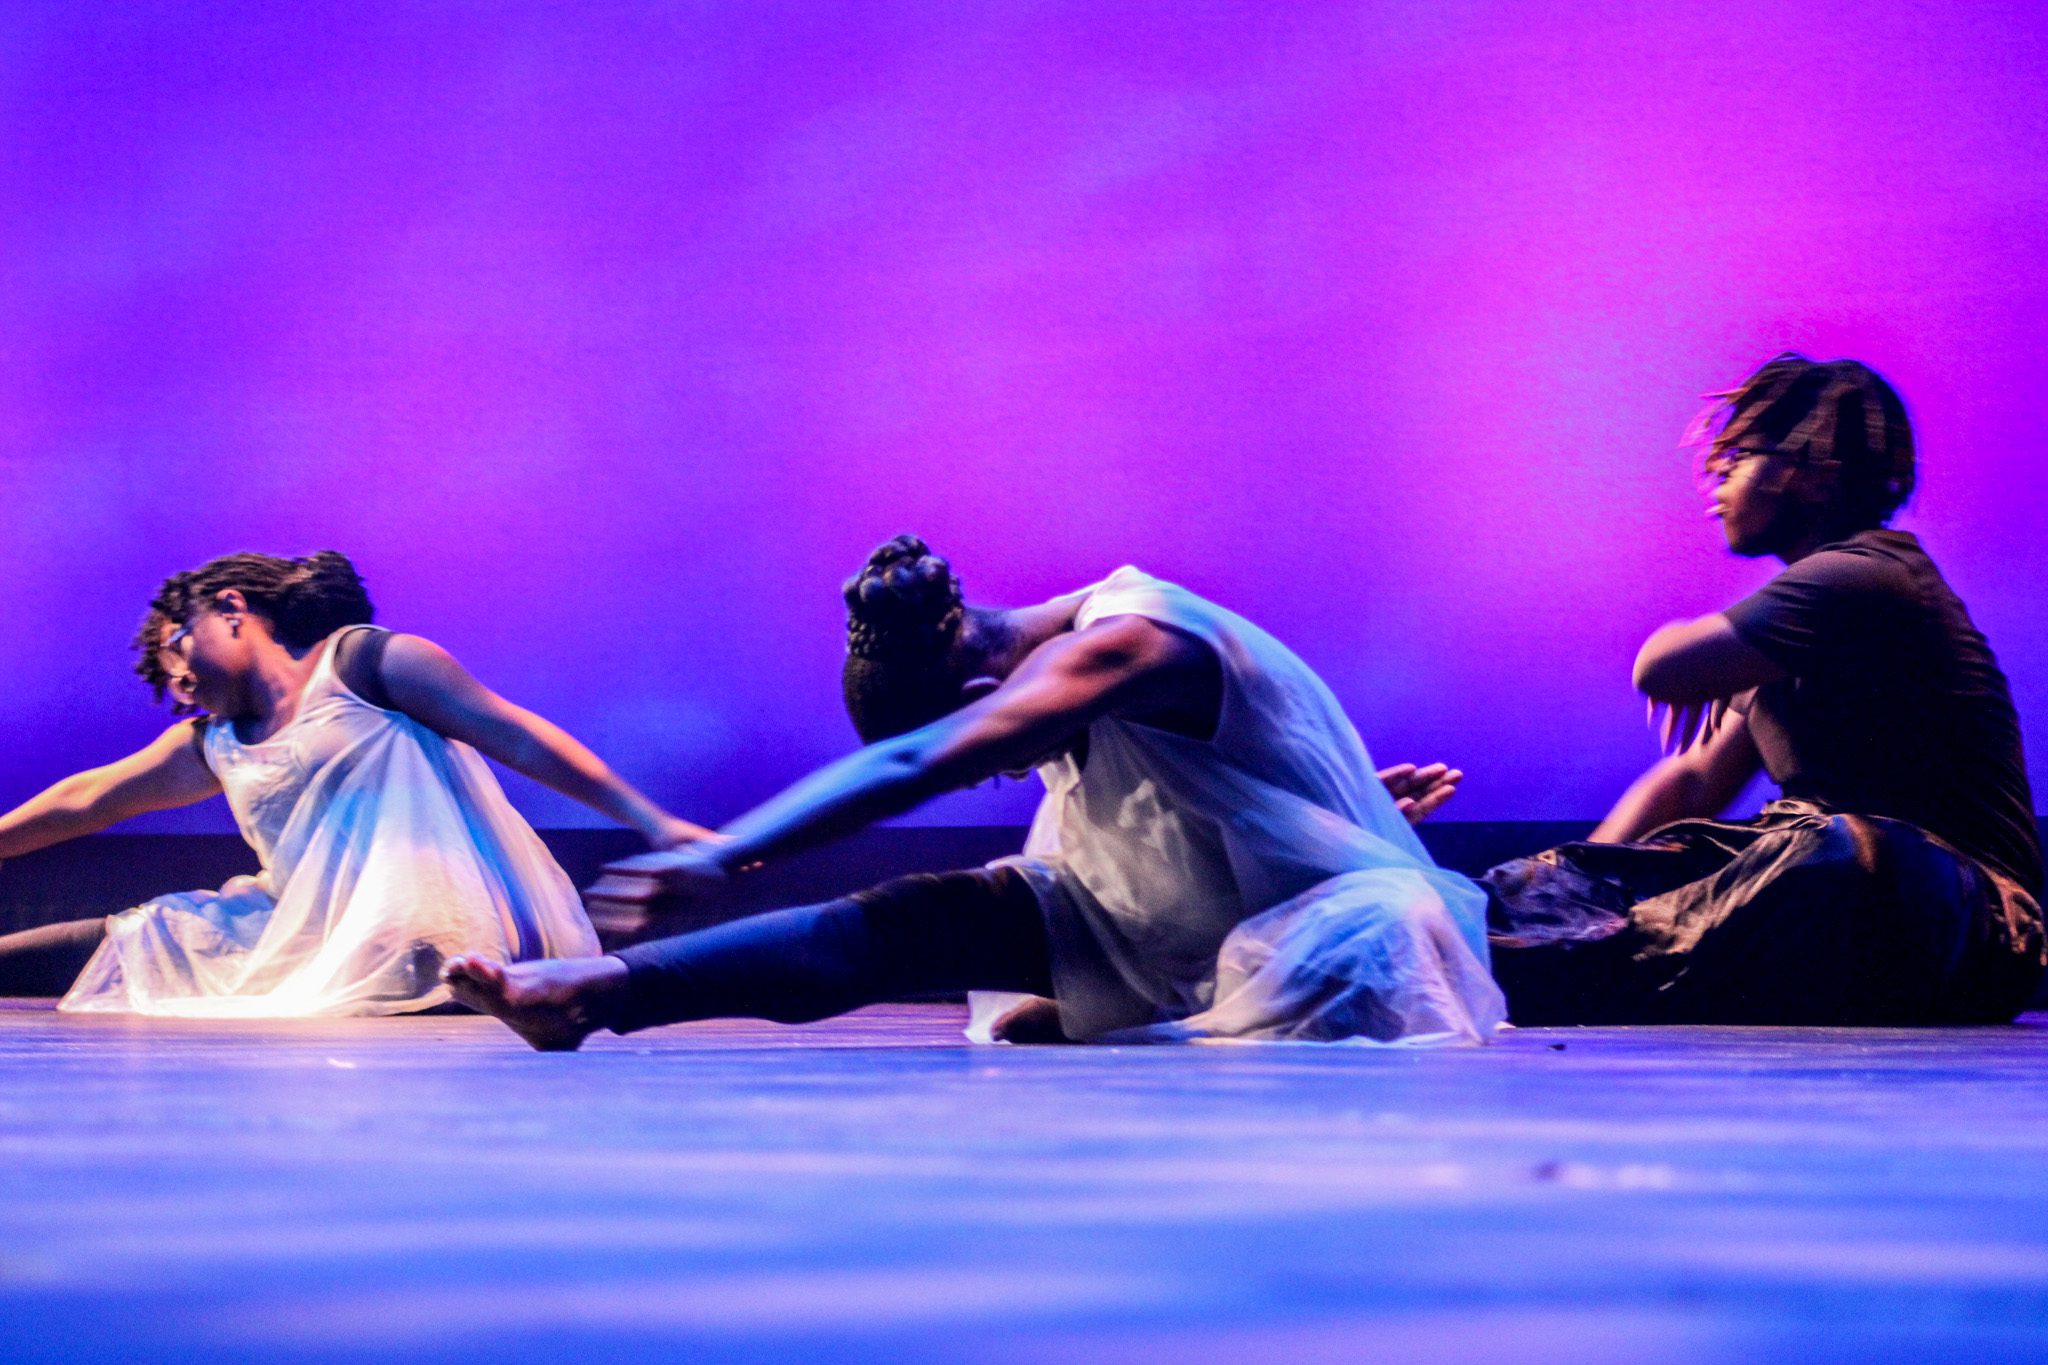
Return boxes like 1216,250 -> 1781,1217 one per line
3,1002 -> 2047,1363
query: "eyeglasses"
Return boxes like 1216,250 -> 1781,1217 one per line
1696,443 -> 1806,495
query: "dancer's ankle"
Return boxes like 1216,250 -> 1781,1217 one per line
585,953 -> 634,1033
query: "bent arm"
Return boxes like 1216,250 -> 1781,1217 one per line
0,723 -> 222,861
705,616 -> 1208,872
1589,707 -> 1762,844
1633,613 -> 1786,703
378,635 -> 710,847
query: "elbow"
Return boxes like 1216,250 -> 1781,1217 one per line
51,772 -> 105,818
857,734 -> 931,786
1631,627 -> 1690,700
1631,650 -> 1668,698
876,732 -> 978,799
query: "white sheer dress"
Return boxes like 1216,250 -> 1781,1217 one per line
60,628 -> 599,1017
971,568 -> 1506,1045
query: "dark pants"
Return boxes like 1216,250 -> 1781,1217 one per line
1485,801 -> 2044,1026
0,917 -> 108,997
609,864 -> 1054,1034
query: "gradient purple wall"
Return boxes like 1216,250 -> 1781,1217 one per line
5,1 -> 2046,834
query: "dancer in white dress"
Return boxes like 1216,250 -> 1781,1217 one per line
0,551 -> 707,1016
444,536 -> 1505,1048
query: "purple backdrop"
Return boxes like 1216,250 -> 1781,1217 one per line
4,1 -> 2045,834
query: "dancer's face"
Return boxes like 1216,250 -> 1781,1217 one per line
156,594 -> 260,714
1703,443 -> 1805,558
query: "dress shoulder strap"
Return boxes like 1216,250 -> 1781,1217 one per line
329,625 -> 396,711
187,716 -> 219,774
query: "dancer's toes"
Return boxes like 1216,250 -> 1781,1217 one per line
441,955 -> 508,1012
441,955 -> 623,1053
443,954 -> 503,991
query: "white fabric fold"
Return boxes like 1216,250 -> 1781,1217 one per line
969,567 -> 1506,1046
61,629 -> 599,1017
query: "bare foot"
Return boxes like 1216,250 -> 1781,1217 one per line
442,954 -> 630,1052
991,994 -> 1076,1044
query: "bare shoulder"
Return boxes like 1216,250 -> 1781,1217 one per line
366,634 -> 499,719
377,633 -> 472,684
1049,613 -> 1212,677
1028,614 -> 1220,735
149,718 -> 211,758
94,718 -> 220,803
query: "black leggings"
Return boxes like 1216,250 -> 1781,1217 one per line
0,917 -> 108,997
609,865 -> 1053,1034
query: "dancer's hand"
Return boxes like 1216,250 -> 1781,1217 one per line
1378,763 -> 1463,824
645,814 -> 719,851
584,845 -> 731,935
1648,697 -> 1729,756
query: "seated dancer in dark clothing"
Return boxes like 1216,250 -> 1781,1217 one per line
445,537 -> 1506,1049
1486,353 -> 2043,1026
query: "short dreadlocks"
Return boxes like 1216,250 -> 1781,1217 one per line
134,551 -> 374,707
1690,353 -> 1917,530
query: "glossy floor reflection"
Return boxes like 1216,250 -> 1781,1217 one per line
3,1002 -> 2047,1363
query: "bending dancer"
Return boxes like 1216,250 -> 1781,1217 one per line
446,537 -> 1506,1048
1487,354 -> 2042,1025
0,551 -> 709,1015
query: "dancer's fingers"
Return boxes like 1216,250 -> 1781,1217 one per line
586,872 -> 658,905
604,850 -> 684,877
1421,766 -> 1462,796
649,818 -> 722,851
583,897 -> 650,936
1411,777 -> 1460,821
1667,701 -> 1709,755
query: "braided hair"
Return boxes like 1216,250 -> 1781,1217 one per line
841,535 -> 979,743
134,551 -> 375,705
1690,353 -> 1916,530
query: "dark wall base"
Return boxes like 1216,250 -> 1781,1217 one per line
10,822 -> 2045,1006
0,822 -> 1593,936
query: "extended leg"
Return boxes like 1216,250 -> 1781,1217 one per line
447,865 -> 1052,1050
0,918 -> 108,997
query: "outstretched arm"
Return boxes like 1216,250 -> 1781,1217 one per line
589,615 -> 1211,903
377,635 -> 712,849
0,722 -> 222,863
1589,706 -> 1762,844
